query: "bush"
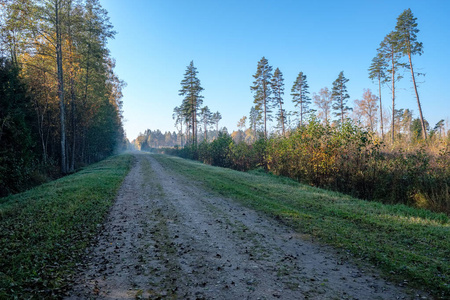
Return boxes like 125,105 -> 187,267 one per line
163,119 -> 450,214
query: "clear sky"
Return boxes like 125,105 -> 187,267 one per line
99,0 -> 450,141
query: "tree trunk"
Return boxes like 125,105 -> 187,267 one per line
391,53 -> 395,143
280,102 -> 285,136
263,81 -> 267,138
408,53 -> 427,139
56,0 -> 67,174
378,76 -> 384,139
68,0 -> 76,172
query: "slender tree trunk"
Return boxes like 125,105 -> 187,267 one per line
180,121 -> 183,147
68,0 -> 76,172
340,92 -> 344,124
408,53 -> 427,139
280,102 -> 285,136
391,54 -> 395,143
300,94 -> 303,126
263,82 -> 267,138
56,0 -> 67,174
378,76 -> 384,139
70,77 -> 76,171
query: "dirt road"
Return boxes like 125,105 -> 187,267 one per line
66,153 -> 421,299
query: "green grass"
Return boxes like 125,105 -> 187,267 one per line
0,153 -> 134,299
152,154 -> 449,299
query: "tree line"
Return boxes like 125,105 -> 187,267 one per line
164,9 -> 447,148
151,8 -> 449,214
0,0 -> 125,196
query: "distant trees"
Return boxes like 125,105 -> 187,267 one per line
291,71 -> 311,126
313,87 -> 332,125
135,129 -> 178,150
251,57 -> 273,138
212,111 -> 222,134
331,71 -> 351,124
353,89 -> 379,132
172,106 -> 184,146
199,106 -> 213,141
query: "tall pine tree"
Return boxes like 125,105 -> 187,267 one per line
368,52 -> 388,138
395,8 -> 427,139
291,71 -> 311,126
378,31 -> 404,142
179,61 -> 204,145
331,71 -> 351,124
271,67 -> 286,136
250,57 -> 273,138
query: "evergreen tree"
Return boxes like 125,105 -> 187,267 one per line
368,52 -> 388,138
291,71 -> 311,126
395,8 -> 427,139
271,67 -> 286,136
250,57 -> 273,138
378,31 -> 404,142
179,61 -> 204,145
331,71 -> 351,124
0,58 -> 35,196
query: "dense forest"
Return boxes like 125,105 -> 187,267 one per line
140,9 -> 449,214
0,0 -> 126,196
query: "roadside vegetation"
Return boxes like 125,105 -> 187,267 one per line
0,154 -> 133,299
160,119 -> 450,215
153,153 -> 449,298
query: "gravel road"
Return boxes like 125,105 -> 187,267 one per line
66,153 -> 424,299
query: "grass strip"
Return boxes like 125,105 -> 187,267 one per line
0,153 -> 134,298
153,154 -> 449,299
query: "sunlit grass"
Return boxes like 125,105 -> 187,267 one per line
153,154 -> 449,298
0,154 -> 133,298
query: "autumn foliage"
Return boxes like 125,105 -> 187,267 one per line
163,119 -> 450,214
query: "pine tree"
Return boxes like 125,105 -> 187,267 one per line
395,8 -> 427,139
378,31 -> 404,142
271,67 -> 286,136
331,71 -> 351,124
291,71 -> 311,126
368,52 -> 388,138
179,61 -> 204,145
250,57 -> 273,138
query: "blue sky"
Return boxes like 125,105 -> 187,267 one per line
99,0 -> 450,141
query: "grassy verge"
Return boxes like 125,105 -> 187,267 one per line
153,154 -> 449,299
0,153 -> 134,298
